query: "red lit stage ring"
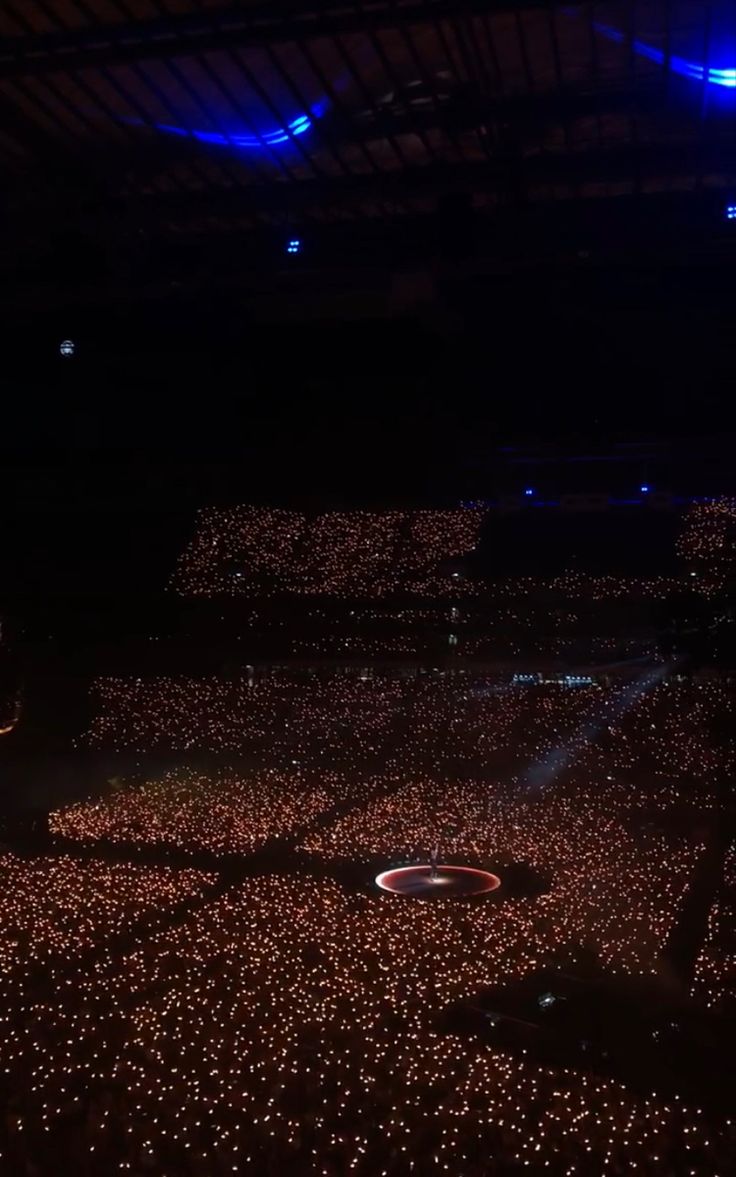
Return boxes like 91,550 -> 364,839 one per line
375,865 -> 501,898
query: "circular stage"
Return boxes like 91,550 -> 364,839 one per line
375,864 -> 501,898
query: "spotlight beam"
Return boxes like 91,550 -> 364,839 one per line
520,661 -> 674,795
589,18 -> 736,89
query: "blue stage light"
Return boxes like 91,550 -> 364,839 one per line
640,484 -> 650,493
155,111 -> 317,151
286,238 -> 301,255
524,488 -> 534,496
590,19 -> 736,89
726,204 -> 736,220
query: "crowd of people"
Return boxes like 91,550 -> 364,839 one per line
692,843 -> 736,1016
78,672 -> 733,789
677,498 -> 736,591
1,670 -> 733,1174
172,507 -> 484,598
81,673 -> 407,761
51,766 -> 355,857
182,598 -> 660,661
170,501 -> 735,603
0,853 -> 213,988
309,768 -> 700,967
5,877 -> 725,1177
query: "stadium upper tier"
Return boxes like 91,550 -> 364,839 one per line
171,500 -> 735,599
172,507 -> 485,598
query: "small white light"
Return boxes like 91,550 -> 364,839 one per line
59,339 -> 75,357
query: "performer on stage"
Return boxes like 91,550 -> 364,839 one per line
430,843 -> 439,881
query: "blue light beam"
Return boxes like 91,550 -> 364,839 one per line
156,112 -> 315,149
591,19 -> 736,88
519,661 -> 671,796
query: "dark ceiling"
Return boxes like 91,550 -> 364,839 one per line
0,1 -> 735,458
0,1 -> 734,301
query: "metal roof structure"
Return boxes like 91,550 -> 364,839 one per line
1,1 -> 734,218
0,1 -> 734,317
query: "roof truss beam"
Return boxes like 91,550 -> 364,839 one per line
131,138 -> 736,219
0,1 -> 575,78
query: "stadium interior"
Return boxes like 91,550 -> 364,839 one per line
0,3 -> 735,1176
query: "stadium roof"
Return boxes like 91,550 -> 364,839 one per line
0,0 -> 734,360
2,1 -> 734,229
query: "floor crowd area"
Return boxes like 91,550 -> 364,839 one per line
0,670 -> 731,1174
